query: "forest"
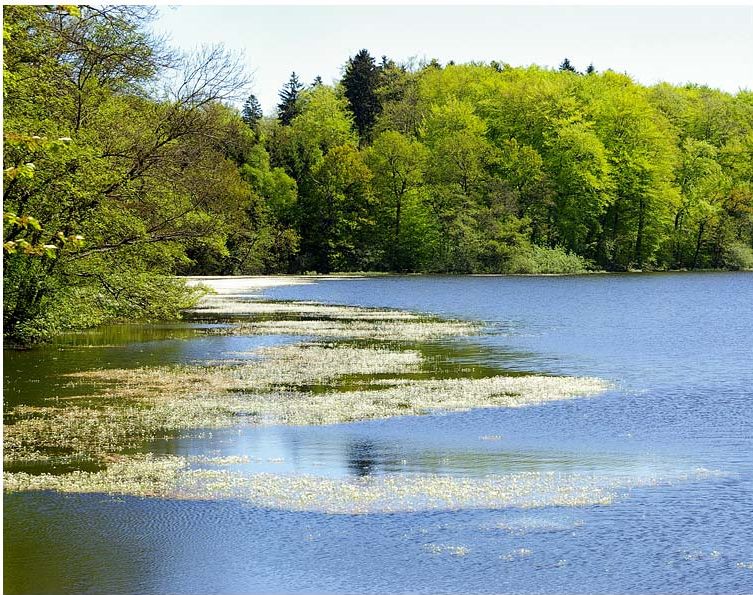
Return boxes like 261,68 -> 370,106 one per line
4,6 -> 753,343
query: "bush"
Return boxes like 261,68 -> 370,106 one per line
6,274 -> 207,346
505,245 -> 592,274
723,241 -> 753,270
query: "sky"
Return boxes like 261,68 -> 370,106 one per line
152,5 -> 753,114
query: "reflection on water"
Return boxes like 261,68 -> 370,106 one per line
347,439 -> 377,477
4,273 -> 753,594
150,422 -> 680,480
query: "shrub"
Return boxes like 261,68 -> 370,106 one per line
723,241 -> 753,270
505,245 -> 592,274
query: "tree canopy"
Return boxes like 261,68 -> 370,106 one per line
5,11 -> 753,344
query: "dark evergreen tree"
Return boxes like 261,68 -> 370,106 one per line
277,72 -> 303,125
241,94 -> 263,130
559,58 -> 577,73
342,49 -> 382,139
379,55 -> 395,70
312,75 -> 323,87
586,63 -> 596,74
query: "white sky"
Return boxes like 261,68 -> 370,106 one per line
152,5 -> 753,114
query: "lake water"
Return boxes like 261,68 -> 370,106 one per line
5,273 -> 753,594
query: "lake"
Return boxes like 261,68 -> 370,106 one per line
4,273 -> 753,594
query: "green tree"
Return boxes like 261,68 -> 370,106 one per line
420,98 -> 497,271
277,71 -> 303,125
542,119 -> 613,255
268,85 -> 358,270
374,65 -> 423,137
3,6 -> 257,343
342,49 -> 382,140
366,131 -> 428,270
241,93 -> 263,131
588,77 -> 679,269
494,138 -> 549,237
310,145 -> 374,271
559,58 -> 577,73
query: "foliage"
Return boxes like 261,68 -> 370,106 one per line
342,49 -> 382,140
276,71 -> 303,125
5,17 -> 753,342
506,245 -> 591,274
3,6 -> 252,343
6,274 -> 206,345
241,93 -> 263,132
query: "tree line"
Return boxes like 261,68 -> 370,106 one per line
247,51 -> 753,275
4,6 -> 753,343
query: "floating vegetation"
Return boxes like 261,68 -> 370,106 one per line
4,281 -> 615,509
206,318 -> 480,340
4,365 -> 606,464
3,454 -> 720,514
4,397 -> 231,464
4,454 -> 187,498
70,359 -> 606,427
4,344 -> 423,463
190,298 -> 421,320
187,455 -> 251,466
73,343 -> 423,393
340,375 -> 609,412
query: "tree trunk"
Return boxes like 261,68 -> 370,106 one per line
673,209 -> 684,267
635,197 -> 645,269
394,195 -> 402,272
692,220 -> 706,270
611,200 -> 621,266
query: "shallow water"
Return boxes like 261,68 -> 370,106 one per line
5,273 -> 753,594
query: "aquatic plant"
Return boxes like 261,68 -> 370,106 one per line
73,343 -> 423,392
4,343 -> 423,463
209,318 -> 479,340
190,298 -> 421,320
4,454 -> 719,514
3,454 -> 187,497
3,288 -> 615,511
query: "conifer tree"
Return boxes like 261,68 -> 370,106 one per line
241,94 -> 263,130
379,55 -> 395,70
277,72 -> 303,125
586,63 -> 596,74
342,49 -> 382,139
559,57 -> 577,73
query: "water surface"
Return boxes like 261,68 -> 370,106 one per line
5,273 -> 753,594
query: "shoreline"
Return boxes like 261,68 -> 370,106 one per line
181,269 -> 753,282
